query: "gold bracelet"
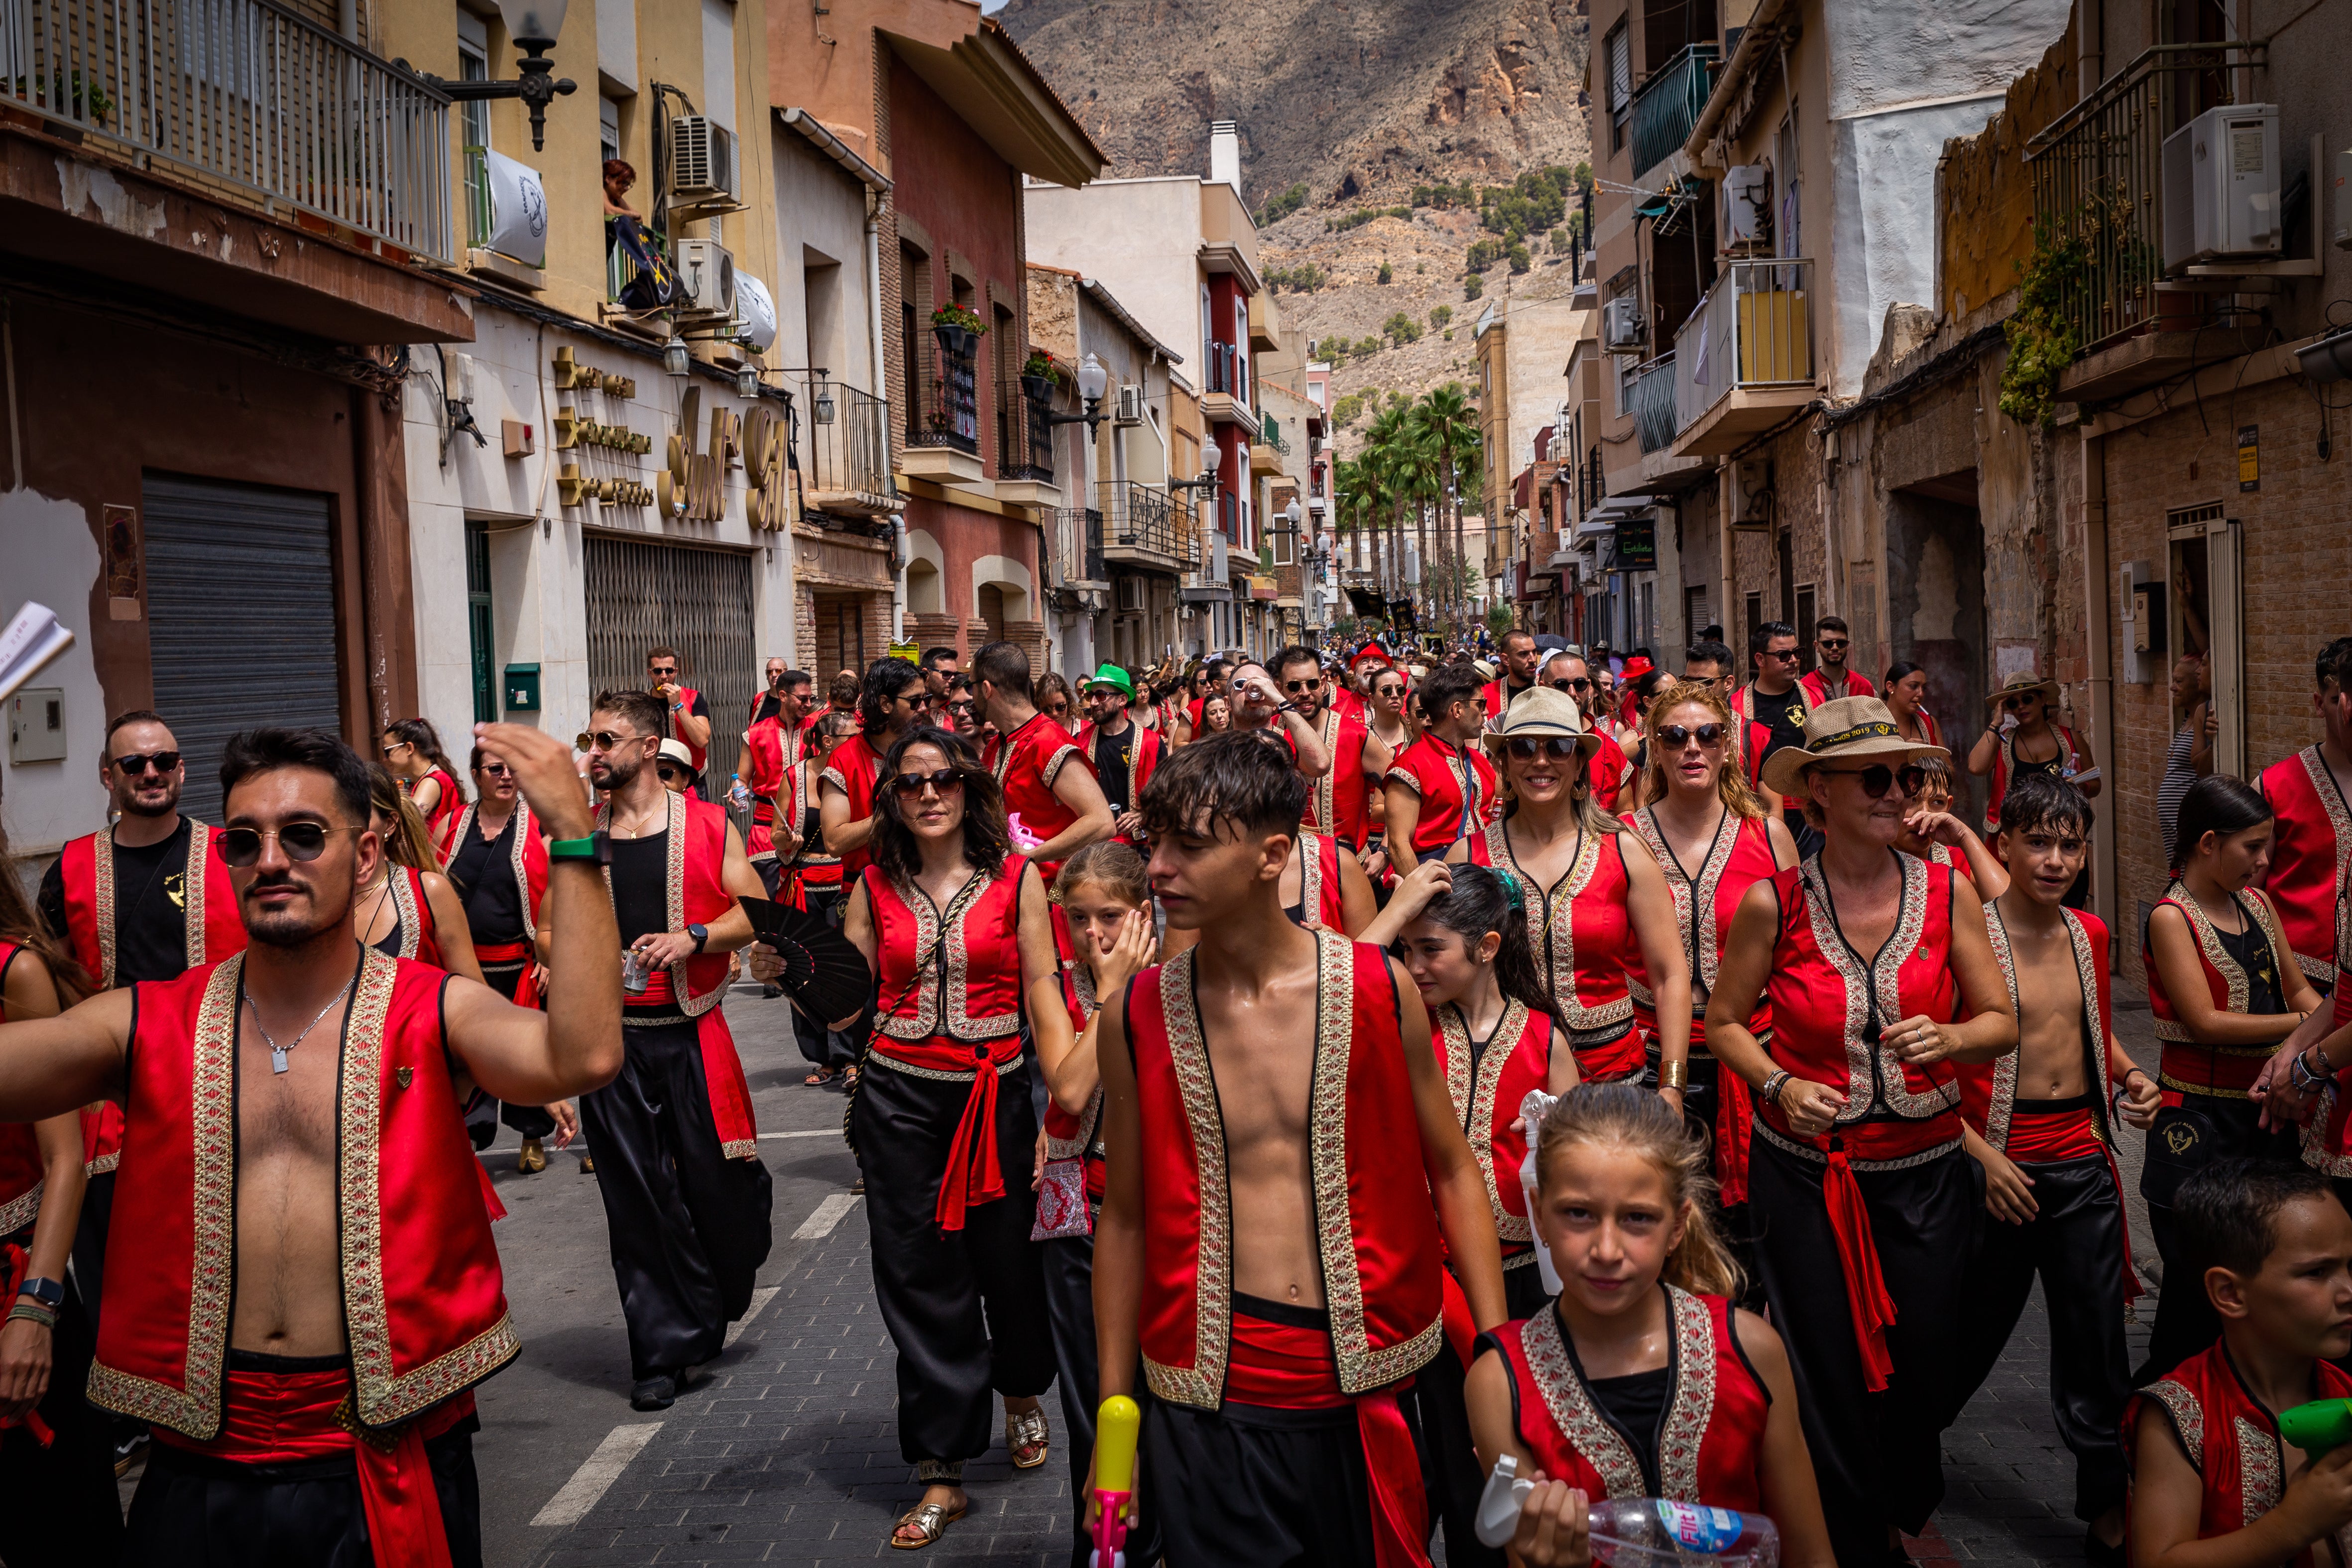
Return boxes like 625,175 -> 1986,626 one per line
1658,1059 -> 1689,1090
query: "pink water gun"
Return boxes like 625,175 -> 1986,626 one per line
1090,1395 -> 1140,1568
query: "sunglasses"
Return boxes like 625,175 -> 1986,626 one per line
477,761 -> 512,778
649,667 -> 678,679
2001,696 -> 2031,711
1549,676 -> 1592,693
111,750 -> 182,776
219,823 -> 346,866
1283,678 -> 1322,694
890,768 -> 967,799
379,741 -> 410,755
1819,763 -> 1927,799
1506,736 -> 1584,761
1760,648 -> 1801,662
656,765 -> 693,783
1818,639 -> 1849,652
1374,684 -> 1406,698
576,730 -> 646,752
1658,724 -> 1726,748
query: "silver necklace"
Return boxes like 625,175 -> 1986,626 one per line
243,968 -> 356,1074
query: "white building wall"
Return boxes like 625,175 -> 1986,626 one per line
1024,179 -> 1207,376
0,485 -> 108,856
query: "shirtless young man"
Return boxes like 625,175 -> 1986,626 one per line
1953,772 -> 2160,1561
1092,731 -> 1508,1566
0,723 -> 622,1564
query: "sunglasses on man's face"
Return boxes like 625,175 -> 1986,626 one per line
577,731 -> 645,753
1761,648 -> 1801,662
1658,724 -> 1726,748
650,667 -> 678,680
1550,676 -> 1592,693
1820,763 -> 1927,799
218,823 -> 345,867
111,750 -> 182,776
1818,639 -> 1849,652
1506,736 -> 1583,761
890,768 -> 967,799
1283,678 -> 1322,694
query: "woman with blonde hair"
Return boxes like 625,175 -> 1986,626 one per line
355,764 -> 485,983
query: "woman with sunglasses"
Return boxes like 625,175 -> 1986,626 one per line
841,727 -> 1068,1550
1035,671 -> 1075,731
1622,681 -> 1798,1227
1452,687 -> 1692,1094
1882,661 -> 1944,750
355,765 -> 485,986
381,717 -> 466,862
1705,695 -> 2016,1568
1970,673 -> 2101,833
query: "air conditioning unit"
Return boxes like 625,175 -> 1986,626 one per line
1602,295 -> 1646,354
669,116 -> 740,205
1116,576 -> 1147,611
1724,163 -> 1772,248
674,239 -> 737,319
1114,384 -> 1146,425
2162,104 -> 2281,270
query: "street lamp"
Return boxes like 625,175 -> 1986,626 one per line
415,0 -> 577,152
735,364 -> 761,398
663,336 -> 691,379
1169,439 -> 1222,495
1044,352 -> 1113,438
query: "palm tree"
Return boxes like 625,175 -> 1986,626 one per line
1411,385 -> 1480,626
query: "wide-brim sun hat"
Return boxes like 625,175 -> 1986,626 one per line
1483,685 -> 1604,769
1761,695 -> 1951,799
1985,672 -> 2061,711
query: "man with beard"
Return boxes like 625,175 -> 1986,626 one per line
579,690 -> 775,1410
1479,629 -> 1543,727
648,646 -> 713,790
1273,644 -> 1389,857
821,657 -> 927,882
38,711 -> 247,1340
0,722 -> 623,1565
1221,660 -> 1332,778
735,673 -> 811,900
1797,616 -> 1874,706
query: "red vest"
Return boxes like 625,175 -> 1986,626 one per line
1293,830 -> 1349,933
2146,881 -> 2291,1100
1304,705 -> 1373,847
1758,854 -> 1962,1161
1985,724 -> 2082,835
445,802 -> 548,937
58,820 -> 248,1176
867,854 -> 1029,1048
987,713 -> 1092,874
1469,821 -> 1642,1079
821,732 -> 887,880
1798,667 -> 1874,707
375,865 -> 448,969
1623,809 -> 1778,1052
1959,905 -> 2117,1154
664,686 -> 708,775
2128,1341 -> 2352,1568
1128,931 -> 1444,1406
88,953 -> 517,1438
1389,734 -> 1499,856
0,942 -> 45,1237
410,768 -> 464,861
1045,959 -> 1107,1203
743,716 -> 801,862
2258,746 -> 2350,982
1490,1291 -> 1768,1509
1433,999 -> 1550,1257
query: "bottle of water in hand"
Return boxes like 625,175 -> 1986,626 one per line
728,772 -> 752,809
1475,1458 -> 1780,1568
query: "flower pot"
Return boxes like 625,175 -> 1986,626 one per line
934,323 -> 973,358
1021,373 -> 1055,404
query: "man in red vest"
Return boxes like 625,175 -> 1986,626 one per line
2257,636 -> 2352,992
648,644 -> 713,790
1275,643 -> 1389,854
819,657 -> 927,882
735,682 -> 809,901
974,641 -> 1114,880
37,710 -> 248,1340
1797,615 -> 1875,706
1074,663 -> 1159,844
1479,628 -> 1542,727
584,689 -> 775,1411
0,721 -> 623,1565
1093,734 -> 1506,1565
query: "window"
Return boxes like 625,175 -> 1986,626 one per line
1605,24 -> 1631,153
1273,525 -> 1294,567
599,96 -> 620,166
2168,502 -> 2242,774
1234,298 -> 1251,401
1743,591 -> 1764,654
466,521 -> 496,723
459,14 -> 490,243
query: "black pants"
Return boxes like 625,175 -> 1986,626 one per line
0,1279 -> 120,1563
2137,1095 -> 2299,1382
477,958 -> 557,1141
1143,1394 -> 1420,1568
1411,1337 -> 1504,1568
1750,1136 -> 1978,1568
123,1420 -> 481,1567
1042,1229 -> 1164,1568
580,1016 -> 775,1380
852,1055 -> 1054,1465
70,1167 -> 113,1331
1955,1151 -> 2131,1522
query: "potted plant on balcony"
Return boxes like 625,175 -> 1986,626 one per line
1021,351 -> 1058,406
932,304 -> 986,359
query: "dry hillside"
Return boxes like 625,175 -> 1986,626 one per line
996,0 -> 1594,448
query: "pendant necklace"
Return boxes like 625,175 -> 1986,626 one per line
244,968 -> 356,1074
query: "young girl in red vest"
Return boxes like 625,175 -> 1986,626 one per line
1465,1084 -> 1835,1568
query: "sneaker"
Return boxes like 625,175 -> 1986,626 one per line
630,1375 -> 677,1411
516,1138 -> 547,1174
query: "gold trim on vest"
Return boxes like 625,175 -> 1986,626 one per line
1143,947 -> 1230,1409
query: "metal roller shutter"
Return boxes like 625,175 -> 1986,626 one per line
143,474 -> 342,824
581,534 -> 757,793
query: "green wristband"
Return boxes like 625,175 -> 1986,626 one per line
549,833 -> 608,864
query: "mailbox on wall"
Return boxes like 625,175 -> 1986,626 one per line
503,664 -> 542,712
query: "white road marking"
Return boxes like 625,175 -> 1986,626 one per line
791,1192 -> 861,1240
758,1129 -> 838,1139
724,1286 -> 781,1348
530,1422 -> 664,1527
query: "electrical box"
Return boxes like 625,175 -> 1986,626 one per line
501,419 -> 534,458
674,238 -> 737,320
1724,164 -> 1772,248
2162,104 -> 2282,270
6,687 -> 64,762
502,663 -> 542,713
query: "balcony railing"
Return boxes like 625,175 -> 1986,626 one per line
2024,42 -> 2266,356
0,0 -> 453,259
1049,506 -> 1104,586
995,376 -> 1053,482
907,337 -> 980,455
1258,410 -> 1290,455
1674,258 -> 1813,433
1098,481 -> 1187,562
1629,44 -> 1718,179
1628,352 -> 1678,454
1205,339 -> 1240,396
1582,444 -> 1604,514
802,381 -> 897,513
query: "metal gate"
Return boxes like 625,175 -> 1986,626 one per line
143,473 -> 342,824
581,534 -> 757,786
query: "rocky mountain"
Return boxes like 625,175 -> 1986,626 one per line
997,0 -> 1594,445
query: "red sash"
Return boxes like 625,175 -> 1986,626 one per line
2128,1342 -> 2352,1568
91,953 -> 519,1437
2258,746 -> 2351,982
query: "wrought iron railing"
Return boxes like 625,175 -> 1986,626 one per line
802,381 -> 896,509
1630,44 -> 1717,179
1628,352 -> 1678,454
1674,257 -> 1812,434
1258,410 -> 1290,455
1098,481 -> 1187,561
907,336 -> 980,455
995,375 -> 1053,481
1582,444 -> 1604,514
1205,339 -> 1239,395
0,0 -> 453,259
2023,42 -> 2265,356
1049,506 -> 1104,584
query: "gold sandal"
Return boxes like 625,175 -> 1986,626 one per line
891,1499 -> 966,1550
1007,1405 -> 1050,1469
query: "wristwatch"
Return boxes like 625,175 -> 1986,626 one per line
15,1276 -> 63,1310
687,922 -> 709,953
549,832 -> 611,865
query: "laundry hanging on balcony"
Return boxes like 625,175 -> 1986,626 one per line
482,150 -> 549,268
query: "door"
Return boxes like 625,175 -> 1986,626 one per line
582,534 -> 756,789
143,474 -> 342,824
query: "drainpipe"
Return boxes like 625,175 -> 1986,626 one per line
866,188 -> 901,641
2081,424 -> 2117,950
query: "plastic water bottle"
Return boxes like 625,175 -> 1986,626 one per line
728,772 -> 752,809
1474,1458 -> 1779,1568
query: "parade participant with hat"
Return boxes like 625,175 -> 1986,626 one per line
1707,695 -> 2017,1568
1075,663 -> 1159,845
1969,672 -> 2099,838
655,738 -> 702,797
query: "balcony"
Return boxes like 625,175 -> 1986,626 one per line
802,382 -> 900,518
993,376 -> 1060,506
1201,340 -> 1246,425
1627,353 -> 1679,455
0,0 -> 452,260
2024,42 -> 2273,396
1097,481 -> 1188,571
1047,506 -> 1105,592
1251,411 -> 1286,477
1630,45 -> 1718,180
1671,258 -> 1815,457
901,335 -> 983,484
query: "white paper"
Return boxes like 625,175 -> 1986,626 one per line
0,602 -> 72,706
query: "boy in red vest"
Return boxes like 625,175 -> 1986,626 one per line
1093,732 -> 1508,1567
2128,1160 -> 2352,1568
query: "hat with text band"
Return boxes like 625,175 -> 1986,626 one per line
1482,685 -> 1604,770
1761,695 -> 1950,799
1082,662 -> 1134,699
1985,671 -> 2062,712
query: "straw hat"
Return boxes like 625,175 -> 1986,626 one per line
1985,671 -> 2061,712
1482,685 -> 1604,769
1760,695 -> 1951,799
657,738 -> 696,768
